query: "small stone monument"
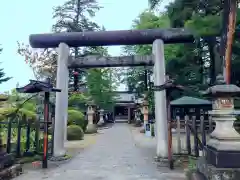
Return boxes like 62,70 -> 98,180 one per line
85,99 -> 97,134
97,109 -> 105,126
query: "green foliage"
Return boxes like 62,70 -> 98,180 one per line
124,0 -> 240,111
0,107 -> 36,121
18,155 -> 42,164
0,46 -> 11,84
67,109 -> 86,130
52,0 -> 102,84
148,0 -> 162,9
86,68 -> 117,111
67,125 -> 84,141
185,14 -> 221,36
68,93 -> 87,111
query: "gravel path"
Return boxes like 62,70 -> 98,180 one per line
14,123 -> 185,180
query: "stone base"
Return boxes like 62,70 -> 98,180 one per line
85,124 -> 97,134
139,127 -> 145,133
49,155 -> 70,162
134,120 -> 142,127
0,164 -> 22,180
0,153 -> 15,170
197,156 -> 240,180
206,145 -> 240,168
154,156 -> 170,167
97,119 -> 105,127
186,170 -> 207,180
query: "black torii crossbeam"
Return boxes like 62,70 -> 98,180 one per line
29,28 -> 195,48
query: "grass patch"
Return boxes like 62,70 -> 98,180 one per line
17,155 -> 42,164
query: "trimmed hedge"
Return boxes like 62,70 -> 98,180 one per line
67,125 -> 84,141
68,109 -> 87,131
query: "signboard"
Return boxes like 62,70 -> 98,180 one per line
145,123 -> 151,137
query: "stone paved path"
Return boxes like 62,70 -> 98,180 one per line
14,123 -> 185,180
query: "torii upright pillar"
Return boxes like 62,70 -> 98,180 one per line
153,39 -> 168,159
53,43 -> 69,157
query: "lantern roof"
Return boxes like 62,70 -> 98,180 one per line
203,75 -> 240,97
16,80 -> 61,93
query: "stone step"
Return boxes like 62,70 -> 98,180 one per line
0,164 -> 22,180
0,153 -> 15,170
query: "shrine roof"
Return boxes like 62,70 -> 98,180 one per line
170,96 -> 211,106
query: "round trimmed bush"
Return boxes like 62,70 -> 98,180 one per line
67,125 -> 84,141
67,109 -> 85,130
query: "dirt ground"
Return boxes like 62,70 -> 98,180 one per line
21,133 -> 98,171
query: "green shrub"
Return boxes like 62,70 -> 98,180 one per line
67,109 -> 85,130
0,107 -> 36,122
67,125 -> 84,141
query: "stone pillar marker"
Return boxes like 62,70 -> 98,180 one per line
97,109 -> 105,126
203,75 -> 240,170
53,43 -> 69,157
85,100 -> 97,134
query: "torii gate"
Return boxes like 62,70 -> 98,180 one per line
29,28 -> 195,159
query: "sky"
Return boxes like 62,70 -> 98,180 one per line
0,0 -> 170,93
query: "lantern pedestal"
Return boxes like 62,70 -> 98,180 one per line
97,109 -> 105,126
206,110 -> 240,168
203,81 -> 240,169
135,110 -> 142,127
85,124 -> 97,134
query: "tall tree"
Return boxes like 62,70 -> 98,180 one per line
17,43 -> 57,82
0,46 -> 11,84
122,11 -> 200,99
85,47 -> 119,110
52,0 -> 102,85
148,0 -> 162,9
17,0 -> 102,84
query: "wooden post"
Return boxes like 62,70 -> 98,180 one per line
176,116 -> 181,154
185,115 -> 191,155
208,115 -> 213,133
221,0 -> 237,84
192,116 -> 199,157
200,115 -> 206,146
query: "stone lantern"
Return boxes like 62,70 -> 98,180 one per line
203,76 -> 240,169
140,95 -> 149,134
85,99 -> 97,134
135,100 -> 142,127
97,109 -> 105,126
133,109 -> 137,123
